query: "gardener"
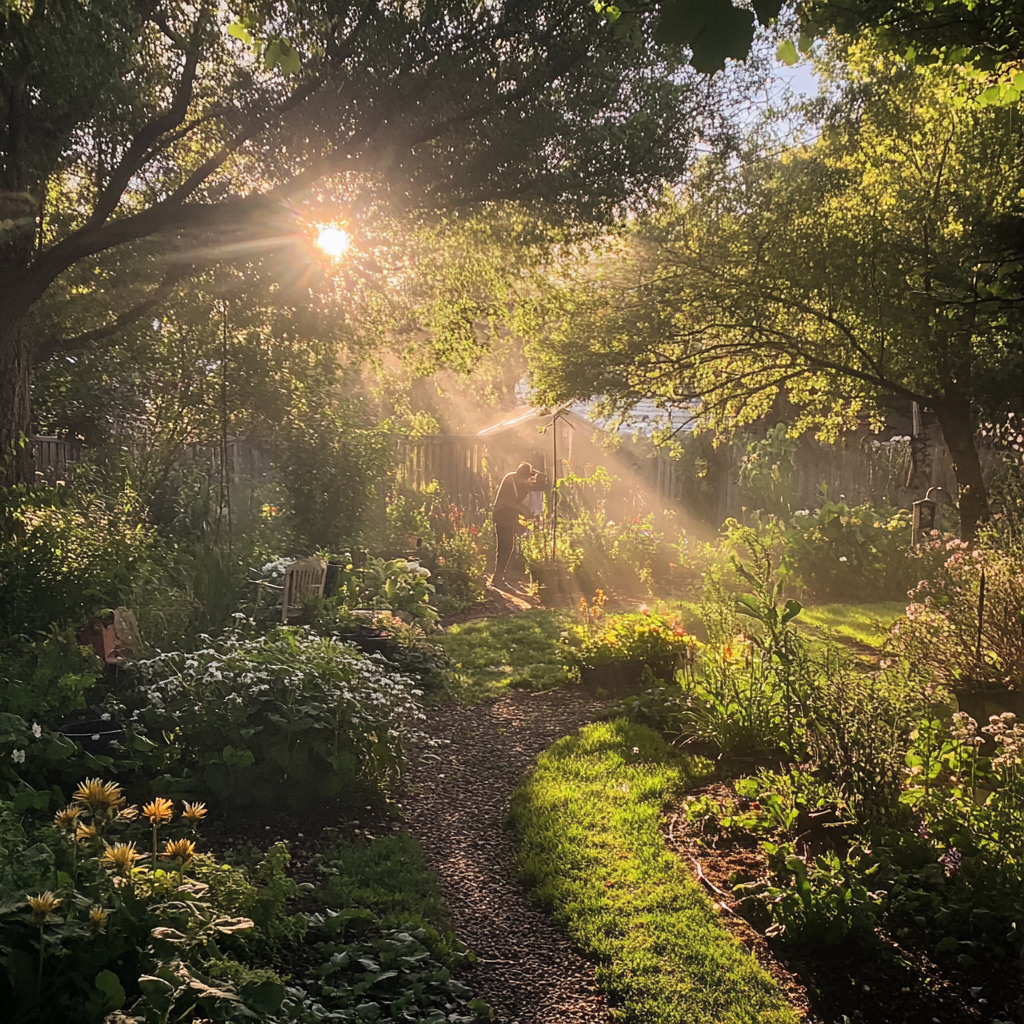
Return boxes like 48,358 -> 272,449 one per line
490,462 -> 547,589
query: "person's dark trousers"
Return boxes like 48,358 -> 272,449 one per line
493,509 -> 518,581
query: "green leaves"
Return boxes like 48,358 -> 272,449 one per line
654,0 -> 755,72
776,39 -> 799,66
226,20 -> 302,76
263,38 -> 301,76
227,21 -> 252,46
780,599 -> 802,625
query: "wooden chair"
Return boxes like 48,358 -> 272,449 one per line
280,557 -> 328,622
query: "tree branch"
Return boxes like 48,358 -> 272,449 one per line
32,269 -> 186,366
86,36 -> 203,229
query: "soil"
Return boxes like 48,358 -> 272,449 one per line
662,781 -> 1024,1024
402,687 -> 616,1024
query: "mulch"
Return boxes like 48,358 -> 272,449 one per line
402,688 -> 616,1024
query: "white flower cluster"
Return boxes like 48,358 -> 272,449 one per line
126,626 -> 428,745
982,712 -> 1024,770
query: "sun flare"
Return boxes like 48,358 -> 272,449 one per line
316,226 -> 352,257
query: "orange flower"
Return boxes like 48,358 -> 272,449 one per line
27,891 -> 61,922
53,805 -> 82,830
142,797 -> 174,825
75,823 -> 97,844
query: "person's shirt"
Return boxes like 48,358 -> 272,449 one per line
493,471 -> 544,517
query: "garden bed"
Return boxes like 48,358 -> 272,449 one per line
661,780 -> 1021,1024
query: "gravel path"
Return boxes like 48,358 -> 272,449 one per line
404,688 -> 614,1024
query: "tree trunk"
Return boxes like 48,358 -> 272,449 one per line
0,316 -> 34,489
934,396 -> 989,544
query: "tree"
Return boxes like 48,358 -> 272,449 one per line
797,0 -> 1024,69
1,0 -> 712,486
528,46 -> 1024,541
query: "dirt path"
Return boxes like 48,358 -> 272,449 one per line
404,688 -> 614,1024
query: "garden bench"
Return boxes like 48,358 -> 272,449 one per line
279,556 -> 328,622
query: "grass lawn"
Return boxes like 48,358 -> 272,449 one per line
797,601 -> 907,648
511,719 -> 798,1024
437,609 -> 571,701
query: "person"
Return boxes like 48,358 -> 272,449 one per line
490,462 -> 547,589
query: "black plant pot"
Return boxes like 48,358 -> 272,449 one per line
530,565 -> 572,606
334,630 -> 393,655
578,657 -> 679,695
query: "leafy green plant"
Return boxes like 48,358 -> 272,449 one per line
741,842 -> 886,946
324,555 -> 440,629
0,778 -> 294,1024
739,423 -> 798,517
782,494 -> 933,602
0,484 -> 156,637
519,524 -> 583,574
0,630 -> 100,723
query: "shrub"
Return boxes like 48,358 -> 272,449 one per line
111,626 -> 426,810
0,629 -> 100,723
328,555 -> 440,628
0,780 -> 296,1024
0,484 -> 156,636
560,604 -> 700,674
781,496 -> 938,602
892,539 -> 1024,689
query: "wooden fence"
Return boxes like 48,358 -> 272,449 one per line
30,436 -> 82,481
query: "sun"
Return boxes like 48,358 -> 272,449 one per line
316,226 -> 351,257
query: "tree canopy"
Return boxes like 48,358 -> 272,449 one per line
1,0 -> 720,483
527,44 -> 1024,539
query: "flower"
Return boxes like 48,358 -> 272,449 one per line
89,905 -> 109,932
31,723 -> 41,739
27,892 -> 61,923
101,842 -> 142,876
73,778 -> 124,815
182,802 -> 208,824
75,823 -> 98,844
117,805 -> 139,822
142,797 -> 175,825
11,749 -> 25,763
941,847 -> 962,877
163,838 -> 196,863
53,805 -> 82,830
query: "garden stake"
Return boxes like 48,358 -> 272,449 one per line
976,568 -> 986,671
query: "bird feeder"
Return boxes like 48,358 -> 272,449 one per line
911,494 -> 936,548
